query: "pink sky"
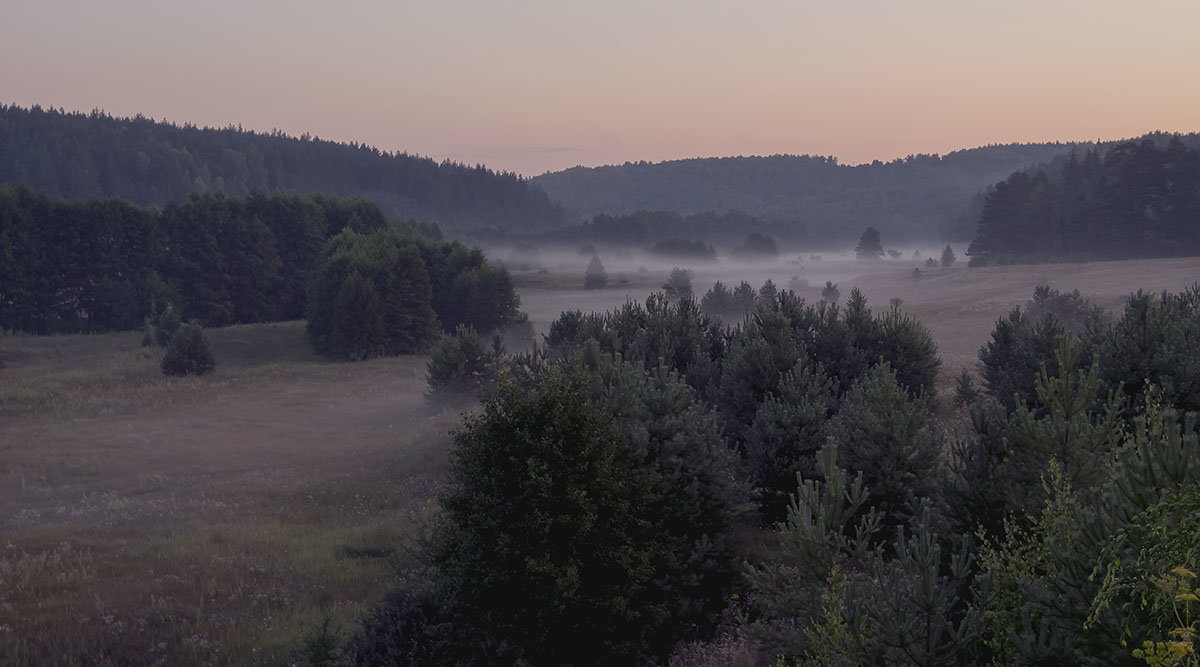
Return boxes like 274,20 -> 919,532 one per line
2,0 -> 1198,176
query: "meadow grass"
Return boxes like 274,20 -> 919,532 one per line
0,321 -> 455,665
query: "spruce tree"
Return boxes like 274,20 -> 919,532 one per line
832,363 -> 941,531
941,244 -> 956,268
161,323 -> 216,376
583,254 -> 608,289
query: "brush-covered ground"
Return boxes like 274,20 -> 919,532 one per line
2,255 -> 1198,664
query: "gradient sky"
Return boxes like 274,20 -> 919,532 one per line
3,0 -> 1198,176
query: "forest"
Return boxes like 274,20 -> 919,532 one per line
0,104 -> 566,232
0,186 -> 519,343
532,144 -> 1083,244
967,137 -> 1200,265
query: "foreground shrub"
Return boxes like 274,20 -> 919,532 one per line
160,323 -> 215,376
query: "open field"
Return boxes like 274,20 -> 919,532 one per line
2,255 -> 1198,664
514,254 -> 1200,373
1,322 -> 457,665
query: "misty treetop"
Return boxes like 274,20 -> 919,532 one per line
0,103 -> 565,231
968,137 -> 1200,264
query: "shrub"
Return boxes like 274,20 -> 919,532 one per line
161,323 -> 216,376
425,325 -> 500,403
142,302 -> 181,347
349,588 -> 467,666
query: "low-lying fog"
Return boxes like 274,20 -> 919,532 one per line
487,241 -> 965,335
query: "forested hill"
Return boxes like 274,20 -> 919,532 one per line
967,135 -> 1200,265
0,104 -> 566,231
532,144 -> 1082,244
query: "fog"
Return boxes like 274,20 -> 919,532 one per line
486,240 -> 966,336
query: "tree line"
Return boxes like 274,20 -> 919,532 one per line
0,186 -> 519,346
0,103 -> 566,232
349,282 -> 1200,665
968,137 -> 1200,265
532,143 -> 1090,244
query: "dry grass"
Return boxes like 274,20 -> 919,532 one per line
0,321 -> 462,665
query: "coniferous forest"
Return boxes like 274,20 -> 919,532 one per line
968,137 -> 1200,265
0,104 -> 566,232
354,283 -> 1200,665
0,186 -> 519,342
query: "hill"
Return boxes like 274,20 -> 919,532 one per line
533,144 -> 1090,244
0,103 -> 566,231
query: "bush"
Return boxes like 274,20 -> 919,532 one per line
161,323 -> 216,376
425,325 -> 500,403
142,302 -> 181,347
349,588 -> 467,666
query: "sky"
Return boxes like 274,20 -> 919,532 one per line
2,0 -> 1198,177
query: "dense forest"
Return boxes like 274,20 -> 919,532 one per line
532,144 -> 1084,244
0,187 -> 519,341
0,104 -> 566,231
349,282 -> 1200,665
968,137 -> 1200,265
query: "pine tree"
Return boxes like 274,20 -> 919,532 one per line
941,244 -> 956,268
161,322 -> 216,376
855,227 -> 884,260
661,267 -> 693,301
583,254 -> 608,289
832,363 -> 941,531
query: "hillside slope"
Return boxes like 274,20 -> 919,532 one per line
0,104 -> 566,231
534,144 -> 1085,243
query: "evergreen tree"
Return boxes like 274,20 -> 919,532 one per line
941,244 -> 956,268
832,363 -> 941,531
821,280 -> 841,303
661,267 -> 693,301
160,323 -> 216,376
583,254 -> 608,289
306,229 -> 438,360
434,356 -> 740,664
855,226 -> 884,260
425,325 -> 500,404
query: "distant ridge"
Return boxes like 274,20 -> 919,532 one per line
0,103 -> 566,231
532,141 -> 1189,243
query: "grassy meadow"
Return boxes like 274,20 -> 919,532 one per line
3,254 -> 1199,664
